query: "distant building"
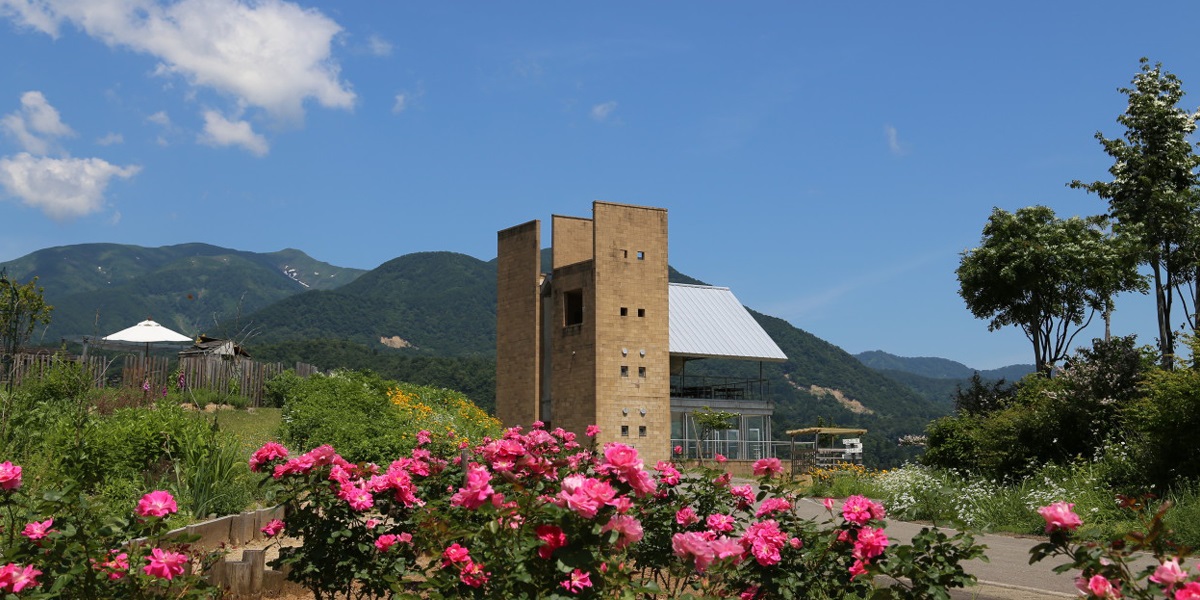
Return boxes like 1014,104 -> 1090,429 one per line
178,335 -> 251,360
496,201 -> 786,464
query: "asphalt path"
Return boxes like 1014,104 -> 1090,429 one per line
791,497 -> 1158,599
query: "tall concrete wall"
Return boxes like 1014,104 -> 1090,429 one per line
591,202 -> 670,463
552,215 -> 594,269
496,220 -> 542,428
548,261 -> 597,437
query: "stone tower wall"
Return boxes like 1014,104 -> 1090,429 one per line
495,220 -> 542,428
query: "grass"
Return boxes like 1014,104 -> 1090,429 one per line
194,407 -> 283,457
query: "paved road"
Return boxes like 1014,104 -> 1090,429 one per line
792,498 -> 1157,599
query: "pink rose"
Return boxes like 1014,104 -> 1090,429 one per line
707,513 -> 735,533
752,457 -> 783,477
142,548 -> 187,580
1086,574 -> 1117,598
249,442 -> 289,472
730,485 -> 755,507
853,526 -> 889,560
602,515 -> 643,549
841,495 -> 881,525
0,462 -> 22,491
1151,558 -> 1187,588
536,525 -> 567,559
586,425 -> 601,437
755,497 -> 791,518
375,534 -> 398,552
1037,501 -> 1082,533
260,519 -> 284,537
137,490 -> 177,518
849,559 -> 868,579
459,559 -> 489,587
672,531 -> 717,573
561,569 -> 593,594
21,519 -> 53,541
442,543 -> 470,566
676,506 -> 700,526
0,563 -> 41,592
95,550 -> 129,581
822,497 -> 835,511
1175,581 -> 1200,600
602,443 -> 643,472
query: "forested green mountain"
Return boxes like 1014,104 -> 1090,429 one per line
0,243 -> 365,343
241,252 -> 496,356
853,350 -> 1033,408
854,350 -> 1033,381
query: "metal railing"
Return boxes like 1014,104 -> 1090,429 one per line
670,438 -> 801,461
670,374 -> 770,402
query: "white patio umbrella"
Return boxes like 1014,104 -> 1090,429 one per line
102,319 -> 194,357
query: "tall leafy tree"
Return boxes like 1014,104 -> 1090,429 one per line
1070,58 -> 1200,368
0,270 -> 54,388
957,206 -> 1144,375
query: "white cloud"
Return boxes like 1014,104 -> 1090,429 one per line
368,34 -> 392,57
1,0 -> 356,121
147,111 -> 172,127
0,152 -> 140,219
590,100 -> 618,122
392,93 -> 408,114
96,132 -> 123,146
884,124 -> 909,156
198,110 -> 269,156
0,0 -> 60,36
1,90 -> 74,154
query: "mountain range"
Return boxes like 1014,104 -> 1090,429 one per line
1,243 -> 365,342
2,243 -> 1027,467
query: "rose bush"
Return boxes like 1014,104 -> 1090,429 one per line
258,422 -> 987,599
0,478 -> 219,598
1031,496 -> 1200,599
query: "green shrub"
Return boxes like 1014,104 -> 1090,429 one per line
262,369 -> 304,408
279,370 -> 411,464
170,421 -> 254,518
1165,480 -> 1200,548
279,370 -> 502,466
1127,366 -> 1200,487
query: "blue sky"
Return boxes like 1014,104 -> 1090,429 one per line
1,1 -> 1198,370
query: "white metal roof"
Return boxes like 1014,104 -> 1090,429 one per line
669,283 -> 788,361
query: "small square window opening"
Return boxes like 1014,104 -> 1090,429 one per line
620,366 -> 629,377
564,290 -> 584,326
638,366 -> 646,378
621,425 -> 630,437
637,308 -> 645,318
636,251 -> 645,260
620,307 -> 628,317
638,426 -> 647,437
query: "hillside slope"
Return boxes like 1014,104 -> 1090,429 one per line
0,243 -> 365,342
855,350 -> 1033,381
242,252 -> 496,356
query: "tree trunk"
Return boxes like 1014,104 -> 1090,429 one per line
1154,262 -> 1175,370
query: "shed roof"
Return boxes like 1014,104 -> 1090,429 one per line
669,283 -> 788,362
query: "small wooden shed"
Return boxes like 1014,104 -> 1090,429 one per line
786,426 -> 867,476
178,335 -> 251,360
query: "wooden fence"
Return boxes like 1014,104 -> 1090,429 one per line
1,352 -> 112,389
175,356 -> 320,407
3,353 -> 320,408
